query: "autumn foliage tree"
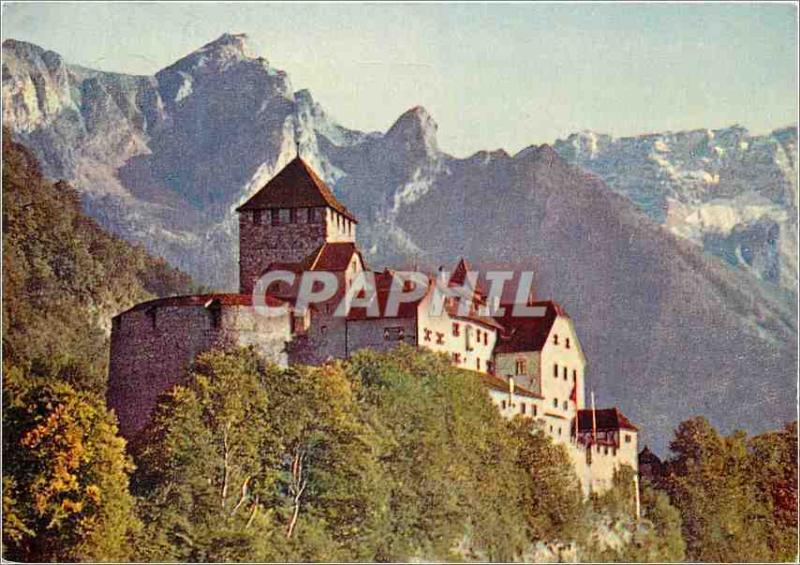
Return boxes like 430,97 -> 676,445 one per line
2,368 -> 139,562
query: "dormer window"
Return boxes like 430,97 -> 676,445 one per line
515,359 -> 527,375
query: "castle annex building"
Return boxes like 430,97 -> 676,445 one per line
108,156 -> 640,495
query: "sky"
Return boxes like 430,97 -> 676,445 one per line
2,2 -> 797,156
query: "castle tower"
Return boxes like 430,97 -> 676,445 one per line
236,157 -> 358,294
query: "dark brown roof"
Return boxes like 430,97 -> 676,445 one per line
493,300 -> 567,353
119,293 -> 286,316
576,408 -> 638,432
478,372 -> 542,399
236,157 -> 357,222
346,288 -> 423,320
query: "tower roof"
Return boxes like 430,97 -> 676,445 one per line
237,157 -> 357,222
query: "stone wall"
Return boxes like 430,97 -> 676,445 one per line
108,301 -> 291,438
346,317 -> 418,355
238,208 -> 328,294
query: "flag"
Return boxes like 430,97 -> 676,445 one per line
569,384 -> 577,403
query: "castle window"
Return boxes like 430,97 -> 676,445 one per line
476,358 -> 481,371
436,332 -> 445,345
476,329 -> 481,342
558,427 -> 562,436
253,210 -> 262,225
501,400 -> 507,410
484,333 -> 488,345
553,398 -> 558,408
424,328 -> 432,342
521,403 -> 527,415
549,425 -> 553,433
625,434 -> 631,443
452,322 -> 460,337
604,446 -> 609,455
515,359 -> 527,375
565,338 -> 571,349
271,209 -> 280,225
563,366 -> 568,380
211,308 -> 222,329
562,400 -> 568,410
452,352 -> 461,364
146,308 -> 157,329
533,405 -> 538,417
553,363 -> 558,377
573,369 -> 577,382
553,334 -> 559,345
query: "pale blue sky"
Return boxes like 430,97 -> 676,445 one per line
3,2 -> 797,156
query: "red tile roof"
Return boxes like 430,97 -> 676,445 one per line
120,293 -> 286,315
447,257 -> 485,295
576,408 -> 638,432
236,157 -> 357,222
309,242 -> 363,271
493,300 -> 567,353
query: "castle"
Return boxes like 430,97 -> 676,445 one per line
108,156 -> 639,496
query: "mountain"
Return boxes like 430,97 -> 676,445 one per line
2,34 -> 796,451
553,127 -> 797,295
2,130 -> 194,393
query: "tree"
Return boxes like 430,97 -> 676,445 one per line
2,367 -> 139,562
132,347 -> 284,561
508,417 -> 587,545
749,421 -> 798,561
346,346 -> 529,561
663,417 -> 771,562
132,348 -> 385,562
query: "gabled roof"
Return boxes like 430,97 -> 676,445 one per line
576,408 -> 638,432
237,157 -> 357,222
447,257 -> 484,295
493,300 -> 567,353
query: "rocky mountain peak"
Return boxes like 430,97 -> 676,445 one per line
158,32 -> 257,78
385,105 -> 439,156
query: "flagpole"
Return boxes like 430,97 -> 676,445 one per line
591,390 -> 597,443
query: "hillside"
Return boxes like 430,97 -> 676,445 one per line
2,131 -> 194,391
2,34 -> 796,450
